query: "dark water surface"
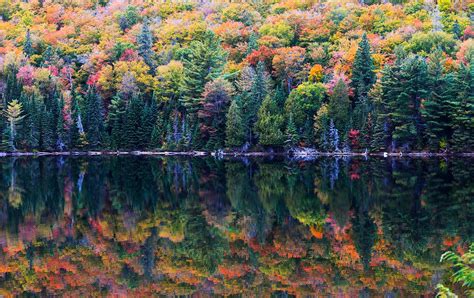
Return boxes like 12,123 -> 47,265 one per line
0,156 -> 472,296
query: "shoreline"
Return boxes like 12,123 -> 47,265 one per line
0,150 -> 473,158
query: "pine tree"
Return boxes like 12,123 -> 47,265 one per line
123,95 -> 144,149
285,112 -> 299,148
422,51 -> 453,151
137,18 -> 155,73
351,33 -> 376,131
180,31 -> 227,114
70,90 -> 87,149
255,96 -> 285,146
450,62 -> 474,151
108,95 -> 127,149
225,98 -> 245,148
351,33 -> 376,103
23,29 -> 33,57
56,96 -> 67,151
243,61 -> 269,143
84,87 -> 104,149
140,100 -> 157,149
452,21 -> 462,39
246,32 -> 259,56
390,55 -> 428,150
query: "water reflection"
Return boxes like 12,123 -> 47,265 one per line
0,156 -> 472,296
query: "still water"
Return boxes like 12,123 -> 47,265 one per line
0,156 -> 472,296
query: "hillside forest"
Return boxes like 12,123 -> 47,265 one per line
0,0 -> 473,153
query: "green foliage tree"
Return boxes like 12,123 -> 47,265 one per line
284,82 -> 325,142
225,98 -> 245,148
255,96 -> 285,146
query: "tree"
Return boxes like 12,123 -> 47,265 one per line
450,62 -> 474,151
243,61 -> 269,144
180,31 -> 227,115
351,33 -> 376,100
23,29 -> 33,57
137,18 -> 155,73
198,78 -> 234,149
2,100 -> 25,151
84,87 -> 105,149
255,96 -> 285,146
284,82 -> 325,142
225,98 -> 245,148
285,112 -> 298,147
351,33 -> 376,130
108,95 -> 127,149
422,51 -> 454,151
123,95 -> 144,149
328,79 -> 351,134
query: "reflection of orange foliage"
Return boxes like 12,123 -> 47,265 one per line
218,264 -> 250,279
443,236 -> 461,248
309,225 -> 323,239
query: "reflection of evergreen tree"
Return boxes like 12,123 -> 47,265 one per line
352,210 -> 376,271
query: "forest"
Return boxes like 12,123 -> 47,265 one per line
0,0 -> 472,153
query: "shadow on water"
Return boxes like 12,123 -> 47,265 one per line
0,156 -> 472,296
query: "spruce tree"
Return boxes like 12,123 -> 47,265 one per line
123,95 -> 144,149
450,62 -> 474,151
180,31 -> 227,114
84,87 -> 104,149
137,18 -> 155,73
56,96 -> 67,151
108,95 -> 126,149
351,33 -> 376,130
422,51 -> 453,150
245,61 -> 268,142
351,33 -> 376,102
285,112 -> 299,148
225,98 -> 245,148
23,29 -> 33,57
140,100 -> 158,149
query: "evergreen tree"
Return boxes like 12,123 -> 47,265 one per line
70,90 -> 87,149
255,96 -> 285,146
140,100 -> 157,149
225,98 -> 245,147
450,62 -> 474,151
84,87 -> 104,149
123,95 -> 144,149
23,29 -> 33,57
351,33 -> 376,103
422,51 -> 453,150
389,55 -> 428,150
452,21 -> 462,39
137,18 -> 155,73
351,33 -> 376,130
285,112 -> 299,148
246,32 -> 259,56
241,61 -> 269,144
108,95 -> 127,149
180,31 -> 227,114
56,96 -> 67,151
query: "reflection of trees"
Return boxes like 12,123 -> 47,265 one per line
0,156 -> 472,296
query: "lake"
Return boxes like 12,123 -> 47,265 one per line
0,156 -> 472,296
